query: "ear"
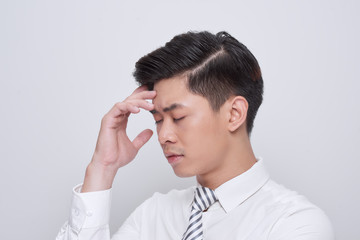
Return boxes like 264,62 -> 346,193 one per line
227,96 -> 248,132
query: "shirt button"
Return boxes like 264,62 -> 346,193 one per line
86,211 -> 93,217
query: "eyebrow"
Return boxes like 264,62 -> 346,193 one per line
150,103 -> 185,114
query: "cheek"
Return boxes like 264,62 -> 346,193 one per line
182,116 -> 226,156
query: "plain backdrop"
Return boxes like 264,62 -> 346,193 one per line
0,0 -> 359,239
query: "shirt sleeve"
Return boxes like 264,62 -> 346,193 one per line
269,206 -> 335,240
56,184 -> 112,240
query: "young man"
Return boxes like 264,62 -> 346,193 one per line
57,31 -> 334,240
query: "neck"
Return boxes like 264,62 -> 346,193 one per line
196,131 -> 257,190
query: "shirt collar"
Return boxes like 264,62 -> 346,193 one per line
213,157 -> 270,213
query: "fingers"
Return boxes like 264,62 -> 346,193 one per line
132,129 -> 153,151
101,87 -> 156,129
126,89 -> 156,101
106,99 -> 153,119
106,90 -> 156,118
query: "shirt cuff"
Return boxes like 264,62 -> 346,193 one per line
69,183 -> 112,234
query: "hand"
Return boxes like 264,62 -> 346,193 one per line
81,85 -> 156,192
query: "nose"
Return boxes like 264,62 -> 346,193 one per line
157,120 -> 177,145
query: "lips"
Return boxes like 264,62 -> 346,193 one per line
164,152 -> 184,165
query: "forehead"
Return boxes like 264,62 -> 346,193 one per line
152,76 -> 210,112
153,76 -> 189,104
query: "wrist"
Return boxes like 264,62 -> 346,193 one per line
81,161 -> 118,193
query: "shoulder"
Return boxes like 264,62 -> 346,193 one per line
261,180 -> 328,216
262,180 -> 335,240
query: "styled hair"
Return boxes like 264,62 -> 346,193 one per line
133,31 -> 263,135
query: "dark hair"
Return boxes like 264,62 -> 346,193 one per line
133,31 -> 263,135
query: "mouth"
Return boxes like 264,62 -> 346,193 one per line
165,153 -> 184,165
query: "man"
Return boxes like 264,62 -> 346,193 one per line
57,31 -> 334,239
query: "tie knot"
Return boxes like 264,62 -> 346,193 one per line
192,186 -> 218,212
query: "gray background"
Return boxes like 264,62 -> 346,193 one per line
0,0 -> 359,239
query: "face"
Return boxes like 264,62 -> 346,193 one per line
151,75 -> 230,178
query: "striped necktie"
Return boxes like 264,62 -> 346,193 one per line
182,186 -> 218,240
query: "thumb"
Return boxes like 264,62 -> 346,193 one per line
132,129 -> 154,151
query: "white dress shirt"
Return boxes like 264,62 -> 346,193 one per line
56,159 -> 334,240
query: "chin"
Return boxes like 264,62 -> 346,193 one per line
171,166 -> 197,178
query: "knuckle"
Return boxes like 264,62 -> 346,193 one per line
125,101 -> 136,108
101,115 -> 109,125
115,102 -> 123,108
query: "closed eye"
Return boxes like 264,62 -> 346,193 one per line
155,119 -> 163,125
174,117 -> 185,122
155,117 -> 185,125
